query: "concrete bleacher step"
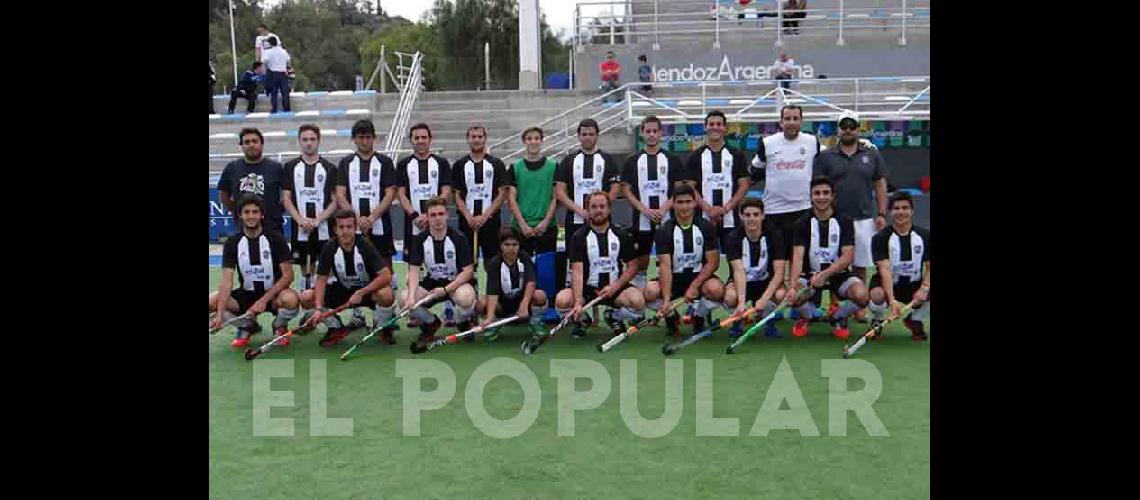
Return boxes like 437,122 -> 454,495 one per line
211,91 -> 380,114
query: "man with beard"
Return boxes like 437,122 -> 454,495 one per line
217,128 -> 285,234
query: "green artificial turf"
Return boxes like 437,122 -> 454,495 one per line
209,262 -> 930,499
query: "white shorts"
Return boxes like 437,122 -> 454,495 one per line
854,218 -> 876,268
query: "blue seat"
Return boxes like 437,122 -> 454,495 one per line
707,98 -> 729,106
322,109 -> 346,116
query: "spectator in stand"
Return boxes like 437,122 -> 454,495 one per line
637,54 -> 654,96
782,0 -> 807,35
210,60 -> 217,114
774,51 -> 795,90
355,74 -> 365,91
262,36 -> 292,113
599,51 -> 622,102
254,24 -> 281,63
228,62 -> 266,114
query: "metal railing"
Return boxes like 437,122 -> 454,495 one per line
574,0 -> 930,48
384,51 -> 424,154
623,75 -> 929,123
487,83 -> 633,163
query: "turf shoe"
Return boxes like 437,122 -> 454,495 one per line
728,322 -> 744,339
604,310 -> 627,337
483,326 -> 502,342
792,319 -> 810,337
319,327 -> 351,347
904,318 -> 927,341
831,316 -> 850,340
231,329 -> 253,348
272,326 -> 290,346
418,318 -> 443,343
764,320 -> 781,338
377,326 -> 397,345
456,320 -> 475,342
869,318 -> 885,340
665,313 -> 682,339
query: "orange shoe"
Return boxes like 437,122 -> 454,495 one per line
273,326 -> 290,347
792,319 -> 810,337
230,332 -> 251,348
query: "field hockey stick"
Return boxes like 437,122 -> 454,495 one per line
340,294 -> 438,361
209,311 -> 253,335
842,300 -> 919,359
597,298 -> 686,353
725,286 -> 817,354
243,303 -> 351,361
410,315 -> 520,354
473,227 -> 479,271
520,295 -> 606,355
663,304 -> 760,355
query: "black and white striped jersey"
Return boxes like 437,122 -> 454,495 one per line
568,224 -> 637,289
792,212 -> 856,275
871,225 -> 931,286
654,217 -> 719,280
283,156 -> 337,242
484,251 -> 536,299
397,154 -> 451,236
555,149 -> 620,226
406,228 -> 473,285
336,153 -> 396,235
724,227 -> 787,284
315,236 -> 385,291
620,149 -> 684,232
451,154 -> 510,217
221,230 -> 292,293
686,144 -> 749,229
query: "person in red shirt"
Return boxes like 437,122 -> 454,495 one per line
599,51 -> 622,102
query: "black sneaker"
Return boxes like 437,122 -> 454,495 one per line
571,322 -> 588,338
377,326 -> 398,345
319,327 -> 350,347
604,310 -> 627,337
869,318 -> 885,340
904,318 -> 927,341
691,313 -> 709,334
346,314 -> 368,332
419,318 -> 442,343
457,320 -> 475,342
665,314 -> 681,339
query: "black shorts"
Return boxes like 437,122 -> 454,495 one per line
716,228 -> 736,254
766,209 -> 809,256
290,237 -> 328,266
366,232 -> 396,259
417,278 -> 478,308
232,289 -> 279,314
634,230 -> 655,259
496,294 -> 524,316
798,271 -> 861,306
869,276 -> 928,303
458,216 -> 502,265
726,279 -> 776,303
324,284 -> 376,310
583,284 -> 631,307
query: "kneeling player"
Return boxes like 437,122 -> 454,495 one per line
554,191 -> 646,338
644,185 -> 725,337
477,227 -> 549,341
868,191 -> 931,340
787,177 -> 869,339
209,195 -> 301,347
397,197 -> 478,341
723,197 -> 788,339
300,209 -> 396,346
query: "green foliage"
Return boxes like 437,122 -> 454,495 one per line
209,0 -> 571,93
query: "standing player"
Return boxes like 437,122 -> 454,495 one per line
217,128 -> 286,234
686,110 -> 751,251
300,209 -> 397,346
815,112 -> 890,289
282,124 -> 338,291
644,185 -> 724,338
751,104 -> 819,261
397,123 -> 452,245
397,197 -> 478,341
506,127 -> 558,258
335,119 -> 399,262
722,197 -> 788,338
787,177 -> 870,339
453,125 -> 512,266
554,118 -> 621,289
209,196 -> 301,347
621,115 -> 685,289
867,191 -> 931,340
478,227 -> 549,341
554,191 -> 647,338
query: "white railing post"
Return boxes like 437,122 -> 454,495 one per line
569,47 -> 574,89
574,6 -> 583,52
853,78 -> 859,113
714,2 -> 721,48
776,1 -> 783,47
899,0 -> 908,46
653,0 -> 660,50
610,11 -> 616,45
484,42 -> 491,90
838,0 -> 845,46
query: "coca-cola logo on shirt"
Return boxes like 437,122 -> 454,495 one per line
773,160 -> 807,170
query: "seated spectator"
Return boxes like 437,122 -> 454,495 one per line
599,51 -> 622,102
783,0 -> 807,35
228,62 -> 266,114
637,54 -> 654,96
773,51 -> 795,89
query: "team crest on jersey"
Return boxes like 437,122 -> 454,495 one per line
371,167 -> 380,177
831,233 -> 839,243
695,235 -> 703,246
595,163 -> 603,173
262,250 -> 270,259
446,250 -> 455,259
915,245 -> 922,255
317,173 -> 324,183
357,262 -> 365,272
800,147 -> 806,155
610,242 -> 618,252
430,170 -> 437,179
